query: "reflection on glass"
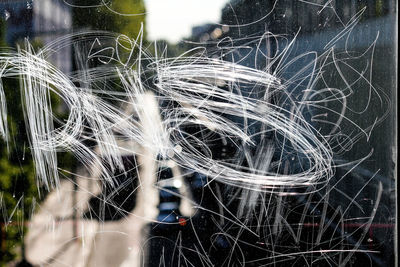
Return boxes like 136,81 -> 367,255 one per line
0,0 -> 397,266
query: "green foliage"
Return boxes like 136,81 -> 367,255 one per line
72,0 -> 148,105
0,19 -> 40,266
375,0 -> 384,17
73,0 -> 147,39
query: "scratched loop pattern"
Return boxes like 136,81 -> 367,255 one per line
0,5 -> 395,266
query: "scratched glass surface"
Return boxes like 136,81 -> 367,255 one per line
0,1 -> 397,266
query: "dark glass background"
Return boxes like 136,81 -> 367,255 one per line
0,0 -> 397,266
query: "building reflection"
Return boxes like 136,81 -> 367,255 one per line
1,0 -> 72,73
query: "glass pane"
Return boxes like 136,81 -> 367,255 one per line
0,0 -> 397,266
